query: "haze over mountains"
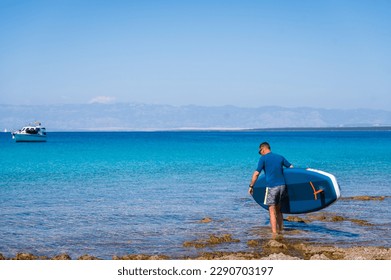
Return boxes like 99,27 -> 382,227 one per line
1,103 -> 390,131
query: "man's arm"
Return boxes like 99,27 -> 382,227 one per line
248,170 -> 260,195
283,157 -> 293,168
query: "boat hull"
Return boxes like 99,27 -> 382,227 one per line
12,133 -> 47,142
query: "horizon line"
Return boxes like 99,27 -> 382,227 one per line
0,102 -> 391,112
3,126 -> 390,133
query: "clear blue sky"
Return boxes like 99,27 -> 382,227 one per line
1,0 -> 390,110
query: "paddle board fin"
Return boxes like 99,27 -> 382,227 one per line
309,181 -> 324,200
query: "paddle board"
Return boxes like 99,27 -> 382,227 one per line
252,168 -> 341,214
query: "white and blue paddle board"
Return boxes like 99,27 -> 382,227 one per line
252,168 -> 341,214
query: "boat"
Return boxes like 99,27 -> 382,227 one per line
12,122 -> 47,142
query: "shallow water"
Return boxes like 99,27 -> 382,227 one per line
0,130 -> 390,258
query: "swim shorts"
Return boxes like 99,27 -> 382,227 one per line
264,185 -> 288,206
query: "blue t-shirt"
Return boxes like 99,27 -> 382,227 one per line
256,152 -> 292,188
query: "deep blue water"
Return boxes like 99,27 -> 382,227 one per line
0,131 -> 390,259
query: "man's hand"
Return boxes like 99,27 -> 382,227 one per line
248,185 -> 254,196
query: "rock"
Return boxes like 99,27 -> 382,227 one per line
285,216 -> 308,223
261,253 -> 301,260
196,252 -> 262,260
247,239 -> 261,247
78,254 -> 100,260
341,196 -> 388,201
310,254 -> 330,260
113,254 -> 169,260
148,255 -> 170,260
331,215 -> 346,222
52,254 -> 72,260
349,219 -> 373,226
343,247 -> 391,260
208,234 -> 240,244
200,217 -> 212,223
183,234 -> 240,248
264,240 -> 287,249
307,214 -> 328,221
14,253 -> 38,260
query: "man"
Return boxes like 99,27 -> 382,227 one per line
249,142 -> 293,235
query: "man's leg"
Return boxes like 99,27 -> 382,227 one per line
268,205 -> 278,234
276,205 -> 283,232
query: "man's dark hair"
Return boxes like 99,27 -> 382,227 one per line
259,142 -> 271,150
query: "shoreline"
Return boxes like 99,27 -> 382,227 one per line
1,241 -> 390,260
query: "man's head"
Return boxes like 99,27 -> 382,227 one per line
259,142 -> 271,155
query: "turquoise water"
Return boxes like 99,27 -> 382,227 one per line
0,130 -> 390,259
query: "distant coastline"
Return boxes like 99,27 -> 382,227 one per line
2,126 -> 390,133
246,126 -> 391,132
1,104 -> 391,132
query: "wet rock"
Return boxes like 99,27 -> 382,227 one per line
200,217 -> 212,223
284,229 -> 306,235
307,214 -> 328,221
52,254 -> 72,260
13,253 -> 38,260
331,215 -> 346,222
113,254 -> 169,260
0,253 -> 6,260
341,196 -> 389,201
195,252 -> 262,260
292,243 -> 345,260
247,239 -> 261,247
285,216 -> 308,223
78,254 -> 101,260
264,240 -> 287,249
183,241 -> 206,249
209,234 -> 239,244
11,253 -> 49,260
183,234 -> 240,248
350,219 -> 373,226
300,213 -> 373,226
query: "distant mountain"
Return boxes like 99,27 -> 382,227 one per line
1,103 -> 390,131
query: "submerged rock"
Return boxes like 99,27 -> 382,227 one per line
247,239 -> 261,247
200,217 -> 212,223
195,251 -> 262,260
183,234 -> 240,248
341,196 -> 390,201
286,213 -> 373,226
113,254 -> 169,260
285,216 -> 308,223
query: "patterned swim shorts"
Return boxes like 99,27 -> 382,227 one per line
264,185 -> 288,206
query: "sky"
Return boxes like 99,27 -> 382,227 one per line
0,0 -> 390,110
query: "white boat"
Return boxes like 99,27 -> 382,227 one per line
12,122 -> 47,142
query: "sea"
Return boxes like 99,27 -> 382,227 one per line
0,130 -> 390,259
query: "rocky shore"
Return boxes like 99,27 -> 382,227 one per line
1,196 -> 390,260
1,240 -> 390,260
